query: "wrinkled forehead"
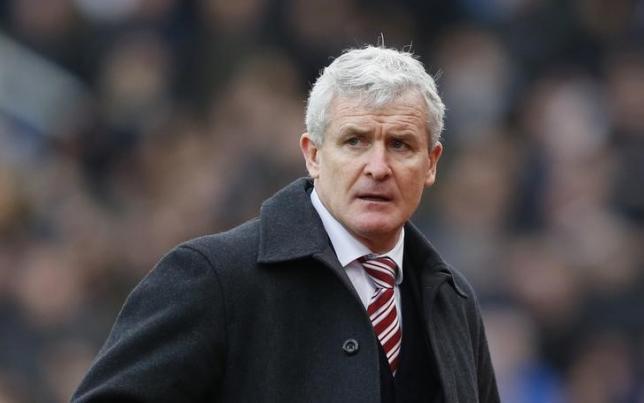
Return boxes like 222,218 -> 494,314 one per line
326,90 -> 429,130
330,87 -> 426,110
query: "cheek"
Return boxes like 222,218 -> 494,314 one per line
402,186 -> 422,208
400,169 -> 427,202
331,160 -> 360,182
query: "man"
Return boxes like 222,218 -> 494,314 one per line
73,46 -> 500,402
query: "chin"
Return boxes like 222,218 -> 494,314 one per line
351,219 -> 401,241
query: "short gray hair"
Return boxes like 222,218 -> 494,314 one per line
305,45 -> 445,146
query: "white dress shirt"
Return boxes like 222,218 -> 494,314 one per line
310,188 -> 404,319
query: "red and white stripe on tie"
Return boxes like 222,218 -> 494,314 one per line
359,256 -> 402,375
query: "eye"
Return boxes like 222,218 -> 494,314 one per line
390,139 -> 407,149
344,135 -> 369,148
346,137 -> 360,146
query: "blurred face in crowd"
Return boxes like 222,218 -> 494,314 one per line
301,90 -> 443,253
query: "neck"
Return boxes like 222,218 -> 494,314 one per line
354,229 -> 401,255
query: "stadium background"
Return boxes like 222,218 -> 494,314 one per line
0,0 -> 643,401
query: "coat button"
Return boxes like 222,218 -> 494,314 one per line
342,339 -> 359,355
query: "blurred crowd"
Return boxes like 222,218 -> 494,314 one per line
0,0 -> 643,401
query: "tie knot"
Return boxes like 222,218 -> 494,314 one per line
359,256 -> 398,289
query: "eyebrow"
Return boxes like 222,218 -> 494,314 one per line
389,131 -> 418,140
339,125 -> 371,135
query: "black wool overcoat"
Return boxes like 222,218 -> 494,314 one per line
72,178 -> 500,403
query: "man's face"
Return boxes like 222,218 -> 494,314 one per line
300,91 -> 443,253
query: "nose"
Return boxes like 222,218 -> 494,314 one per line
363,144 -> 392,180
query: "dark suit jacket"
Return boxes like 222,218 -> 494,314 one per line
72,178 -> 500,403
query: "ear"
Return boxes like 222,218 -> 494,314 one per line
300,133 -> 321,179
424,142 -> 443,187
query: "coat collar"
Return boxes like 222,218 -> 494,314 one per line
404,221 -> 468,299
257,178 -> 330,263
257,177 -> 467,299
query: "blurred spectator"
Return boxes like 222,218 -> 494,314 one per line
606,51 -> 644,224
485,305 -> 565,403
433,27 -> 515,143
208,50 -> 306,229
566,331 -> 639,403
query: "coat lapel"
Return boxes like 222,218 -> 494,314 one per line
403,223 -> 472,402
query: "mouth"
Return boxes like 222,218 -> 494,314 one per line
356,193 -> 393,203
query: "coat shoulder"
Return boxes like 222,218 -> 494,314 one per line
448,265 -> 478,301
177,217 -> 261,274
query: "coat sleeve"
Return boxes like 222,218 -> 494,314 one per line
475,312 -> 501,403
71,245 -> 227,403
452,268 -> 501,403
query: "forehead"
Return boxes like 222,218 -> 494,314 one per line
327,91 -> 428,132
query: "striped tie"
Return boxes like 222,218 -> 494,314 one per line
360,256 -> 402,374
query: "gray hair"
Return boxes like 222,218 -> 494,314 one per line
305,45 -> 445,146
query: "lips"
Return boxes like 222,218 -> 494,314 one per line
357,192 -> 393,202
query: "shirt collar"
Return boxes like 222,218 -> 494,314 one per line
310,188 -> 404,283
